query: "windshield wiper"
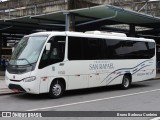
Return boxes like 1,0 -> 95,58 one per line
17,58 -> 33,67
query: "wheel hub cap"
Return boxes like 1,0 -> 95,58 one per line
52,84 -> 61,96
124,78 -> 129,87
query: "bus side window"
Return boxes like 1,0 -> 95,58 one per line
41,49 -> 50,60
39,36 -> 66,69
49,37 -> 65,63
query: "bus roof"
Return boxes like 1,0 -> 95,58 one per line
27,31 -> 155,42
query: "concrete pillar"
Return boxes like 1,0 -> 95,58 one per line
129,24 -> 135,37
68,0 -> 75,10
3,36 -> 7,47
64,12 -> 69,31
66,0 -> 75,31
68,14 -> 75,31
64,12 -> 75,31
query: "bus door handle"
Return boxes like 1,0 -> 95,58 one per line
59,63 -> 65,66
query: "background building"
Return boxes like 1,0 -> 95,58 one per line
1,0 -> 160,19
1,0 -> 160,70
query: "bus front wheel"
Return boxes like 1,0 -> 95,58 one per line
120,75 -> 131,89
49,80 -> 65,98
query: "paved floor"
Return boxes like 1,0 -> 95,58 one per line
0,73 -> 160,120
0,76 -> 5,89
156,73 -> 160,78
1,79 -> 160,120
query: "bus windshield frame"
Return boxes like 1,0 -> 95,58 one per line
9,35 -> 48,66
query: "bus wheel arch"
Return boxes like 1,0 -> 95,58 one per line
48,78 -> 66,98
120,73 -> 132,89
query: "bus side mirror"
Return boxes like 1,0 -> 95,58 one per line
12,48 -> 14,52
46,43 -> 51,51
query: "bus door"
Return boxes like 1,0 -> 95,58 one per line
66,61 -> 88,90
67,36 -> 89,89
38,36 -> 66,93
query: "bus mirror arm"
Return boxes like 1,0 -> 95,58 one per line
46,43 -> 51,51
12,48 -> 14,52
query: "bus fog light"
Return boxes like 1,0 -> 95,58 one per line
23,76 -> 36,82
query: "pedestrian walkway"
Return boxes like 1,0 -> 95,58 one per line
156,73 -> 160,79
0,76 -> 13,94
0,77 -> 6,89
0,71 -> 5,76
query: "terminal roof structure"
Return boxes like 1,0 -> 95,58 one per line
1,4 -> 160,41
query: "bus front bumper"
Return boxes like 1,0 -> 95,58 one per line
5,78 -> 40,94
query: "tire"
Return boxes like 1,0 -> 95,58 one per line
49,80 -> 65,98
120,75 -> 131,90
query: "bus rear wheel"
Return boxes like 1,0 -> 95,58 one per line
49,80 -> 64,98
120,75 -> 131,89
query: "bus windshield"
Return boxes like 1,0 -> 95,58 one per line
10,36 -> 48,65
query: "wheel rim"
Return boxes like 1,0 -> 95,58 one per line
123,77 -> 129,88
52,84 -> 62,96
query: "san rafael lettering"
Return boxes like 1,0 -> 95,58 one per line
89,63 -> 114,70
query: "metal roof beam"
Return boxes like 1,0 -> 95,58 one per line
71,13 -> 99,20
38,23 -> 65,27
76,11 -> 117,27
5,20 -> 39,26
0,26 -> 13,31
30,17 -> 64,24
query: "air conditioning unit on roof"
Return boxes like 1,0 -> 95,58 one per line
85,30 -> 127,37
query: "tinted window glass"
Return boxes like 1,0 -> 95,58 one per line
83,38 -> 102,60
68,36 -> 155,60
68,37 -> 105,60
106,40 -> 122,59
107,40 -> 155,59
68,37 -> 83,60
147,42 -> 155,58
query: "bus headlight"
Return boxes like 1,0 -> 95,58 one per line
23,76 -> 36,82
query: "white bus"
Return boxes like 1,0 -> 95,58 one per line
5,31 -> 156,98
